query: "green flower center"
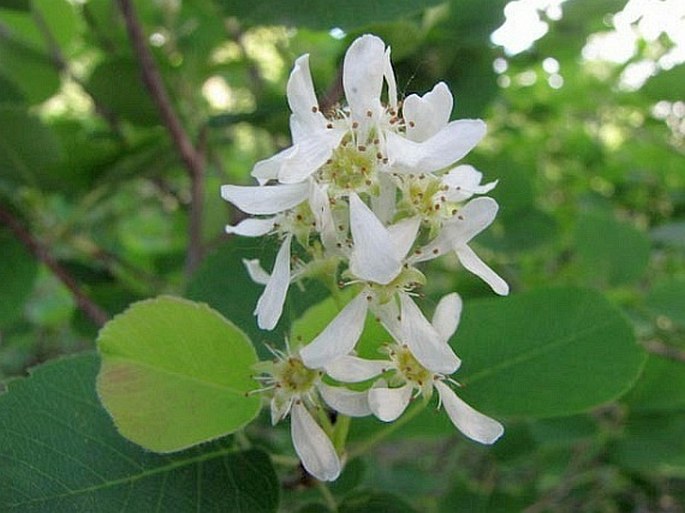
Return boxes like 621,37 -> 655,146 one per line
318,138 -> 380,195
391,345 -> 432,386
273,356 -> 320,394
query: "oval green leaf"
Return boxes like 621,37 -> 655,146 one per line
454,287 -> 646,418
97,295 -> 261,452
0,353 -> 279,512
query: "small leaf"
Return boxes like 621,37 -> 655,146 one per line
454,287 -> 646,417
97,295 -> 261,452
0,353 -> 279,512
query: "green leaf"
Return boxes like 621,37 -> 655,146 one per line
0,353 -> 280,512
339,491 -> 418,513
30,0 -> 80,50
454,287 -> 646,417
612,412 -> 685,478
646,279 -> 685,327
97,295 -> 261,452
0,106 -> 63,188
86,57 -> 160,126
217,0 -> 443,30
642,64 -> 685,102
0,228 -> 37,327
0,73 -> 25,103
574,212 -> 651,287
623,355 -> 685,412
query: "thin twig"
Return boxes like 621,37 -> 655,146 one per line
643,339 -> 685,363
0,205 -> 109,328
115,0 -> 205,273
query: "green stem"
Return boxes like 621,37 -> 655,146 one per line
347,399 -> 428,461
316,481 -> 338,512
270,454 -> 300,467
333,414 -> 351,453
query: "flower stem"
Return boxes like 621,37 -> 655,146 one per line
316,481 -> 338,512
333,414 -> 351,453
347,400 -> 428,461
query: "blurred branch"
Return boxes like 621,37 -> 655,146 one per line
644,339 -> 685,363
115,0 -> 205,274
0,205 -> 109,328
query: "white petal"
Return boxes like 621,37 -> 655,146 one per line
251,145 -> 297,184
442,165 -> 497,202
325,355 -> 387,383
291,403 -> 341,481
343,35 -> 386,121
455,244 -> 509,296
300,292 -> 369,369
221,182 -> 309,215
349,193 -> 402,284
432,292 -> 462,342
370,172 -> 397,225
287,54 -> 327,136
398,293 -> 461,374
402,82 -> 453,142
383,47 -> 398,110
270,391 -> 292,425
255,237 -> 291,330
442,196 -> 500,245
308,182 -> 339,254
225,217 -> 276,237
318,383 -> 372,417
387,216 -> 421,261
434,381 -> 504,445
386,119 -> 486,174
278,130 -> 344,184
242,258 -> 270,285
368,384 -> 413,422
410,197 -> 500,265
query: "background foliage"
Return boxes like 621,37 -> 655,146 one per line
0,0 -> 683,511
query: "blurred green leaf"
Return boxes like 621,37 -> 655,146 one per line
574,212 -> 651,287
612,412 -> 685,478
87,58 -> 160,126
646,279 -> 685,327
0,106 -> 63,189
624,355 -> 685,413
454,287 -> 646,417
0,353 -> 279,512
339,490 -> 418,513
97,295 -> 261,452
218,0 -> 443,30
0,229 -> 37,327
642,64 -> 685,102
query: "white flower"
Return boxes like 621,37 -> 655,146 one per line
221,180 -> 340,330
300,194 -> 460,372
254,347 -> 371,481
410,196 -> 509,296
325,293 -> 504,445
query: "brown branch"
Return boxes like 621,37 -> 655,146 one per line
115,0 -> 205,273
0,205 -> 109,328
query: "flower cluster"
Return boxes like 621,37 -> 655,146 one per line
222,35 -> 507,481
